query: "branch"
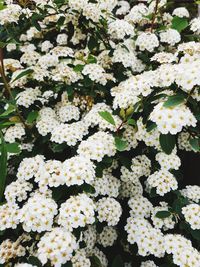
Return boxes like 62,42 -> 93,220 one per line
151,0 -> 160,32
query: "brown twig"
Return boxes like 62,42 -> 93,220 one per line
0,48 -> 29,129
151,0 -> 160,32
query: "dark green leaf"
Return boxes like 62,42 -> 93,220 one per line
99,111 -> 115,126
11,69 -> 33,83
172,16 -> 188,32
88,36 -> 98,51
27,111 -> 39,124
127,118 -> 136,126
0,122 -> 15,130
163,95 -> 185,108
0,132 -> 7,202
87,55 -> 97,64
189,138 -> 200,152
73,64 -> 84,72
62,262 -> 73,267
115,137 -> 127,152
81,184 -> 96,194
159,134 -> 176,155
6,142 -> 21,154
146,121 -> 157,132
28,256 -> 42,267
57,16 -> 65,26
111,255 -> 124,267
156,210 -> 171,218
0,104 -> 16,118
90,255 -> 102,267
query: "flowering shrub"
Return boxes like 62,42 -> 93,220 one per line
0,0 -> 200,267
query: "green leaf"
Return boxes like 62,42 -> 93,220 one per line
90,255 -> 102,267
115,137 -> 127,152
159,134 -> 176,155
27,111 -> 39,124
0,122 -> 15,130
163,95 -> 185,108
11,69 -> 33,83
62,262 -> 73,267
156,210 -> 171,219
57,16 -> 65,27
99,111 -> 115,126
87,55 -> 97,64
189,138 -> 200,152
88,36 -> 98,51
171,16 -> 188,32
73,64 -> 84,72
0,104 -> 16,118
6,142 -> 21,154
28,256 -> 42,267
81,184 -> 96,194
0,132 -> 7,202
146,121 -> 157,132
111,255 -> 124,267
127,118 -> 136,126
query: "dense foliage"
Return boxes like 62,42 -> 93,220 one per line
0,1 -> 200,267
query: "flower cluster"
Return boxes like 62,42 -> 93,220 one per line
0,0 -> 199,266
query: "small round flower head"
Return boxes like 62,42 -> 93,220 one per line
4,123 -> 25,143
182,204 -> 200,230
164,234 -> 200,267
56,33 -> 68,45
147,169 -> 178,196
125,217 -> 165,257
78,131 -> 116,162
37,227 -> 78,267
190,18 -> 200,34
160,29 -> 181,46
92,173 -> 121,197
82,225 -> 97,250
135,32 -> 159,52
151,52 -> 176,64
140,261 -> 158,267
57,104 -> 80,123
61,155 -> 96,186
0,203 -> 20,231
18,194 -> 57,232
35,159 -> 64,189
172,7 -> 189,18
51,121 -> 88,145
5,180 -> 33,203
108,19 -> 134,40
131,155 -> 151,179
96,197 -> 122,226
15,264 -> 36,267
17,155 -> 45,181
180,185 -> 200,203
151,202 -> 175,230
58,194 -> 95,231
0,4 -> 22,25
155,152 -> 181,170
178,132 -> 193,152
150,102 -> 197,135
16,88 -> 41,108
86,247 -> 108,267
0,239 -> 25,264
97,226 -> 118,247
71,249 -> 91,267
128,196 -> 153,218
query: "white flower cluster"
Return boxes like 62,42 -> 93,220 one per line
150,103 -> 197,134
78,131 -> 116,161
37,227 -> 78,267
97,226 -> 118,247
58,194 -> 95,231
180,185 -> 200,203
136,33 -> 159,52
147,169 -> 178,196
182,204 -> 200,230
96,197 -> 122,226
18,194 -> 57,232
0,239 -> 25,264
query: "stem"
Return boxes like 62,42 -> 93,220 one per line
151,0 -> 160,32
0,49 -> 29,129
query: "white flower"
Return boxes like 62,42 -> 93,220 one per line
160,29 -> 181,45
37,227 -> 78,267
136,33 -> 159,52
182,204 -> 200,230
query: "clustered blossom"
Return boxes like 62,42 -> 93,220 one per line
0,1 -> 199,267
